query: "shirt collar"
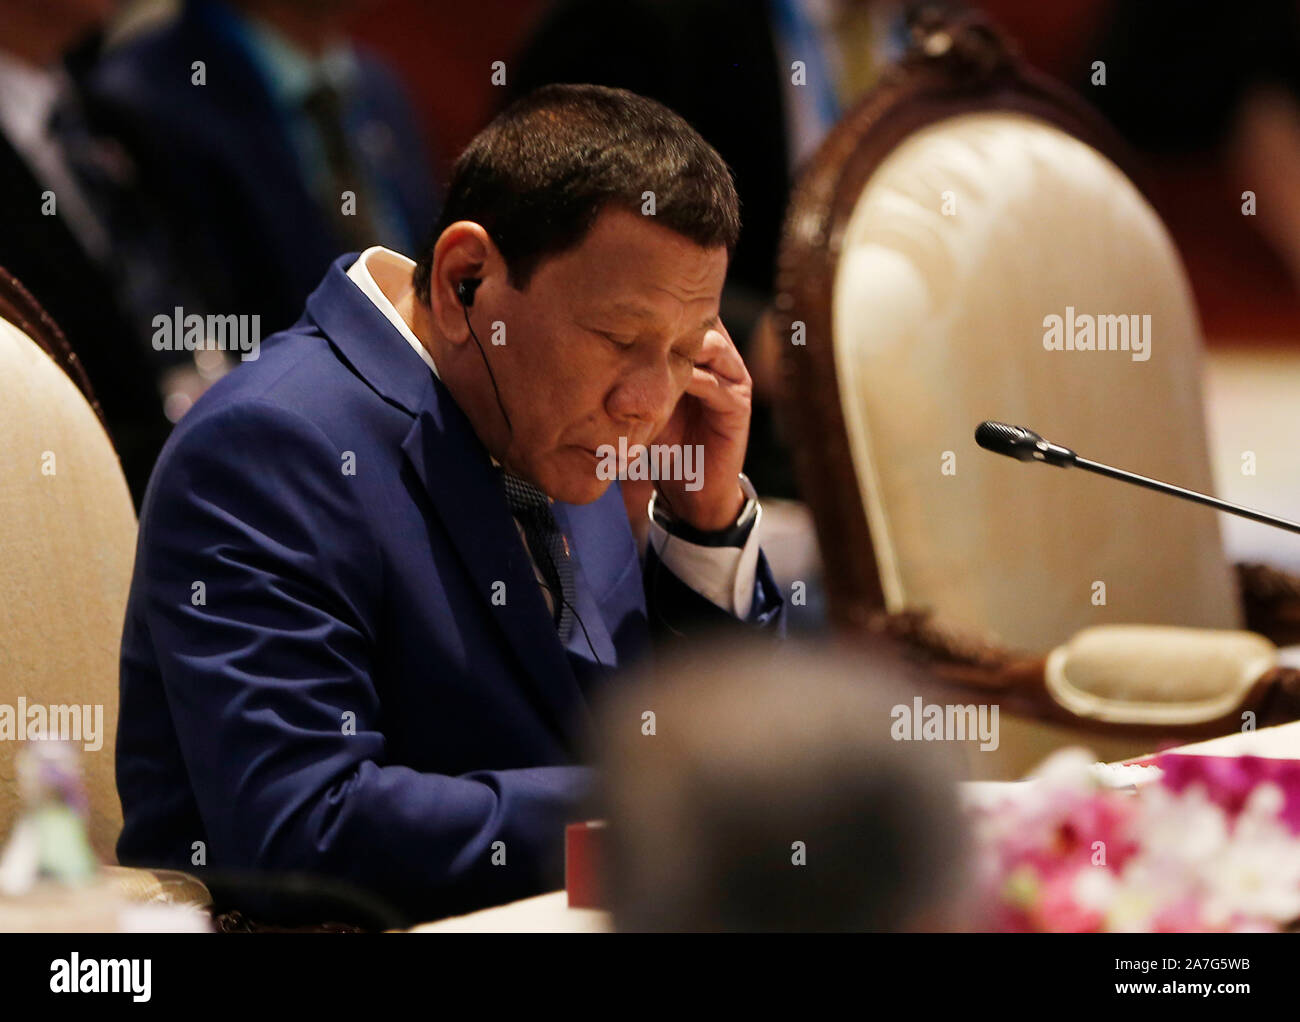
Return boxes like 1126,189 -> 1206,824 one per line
345,245 -> 439,377
0,50 -> 71,148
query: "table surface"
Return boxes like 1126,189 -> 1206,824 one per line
1137,718 -> 1300,759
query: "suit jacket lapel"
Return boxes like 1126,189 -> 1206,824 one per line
399,395 -> 591,746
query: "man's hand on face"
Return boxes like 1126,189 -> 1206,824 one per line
651,319 -> 752,532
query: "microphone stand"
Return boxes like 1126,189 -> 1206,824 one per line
975,420 -> 1300,536
1072,457 -> 1300,536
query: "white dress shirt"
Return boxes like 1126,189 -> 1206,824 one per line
346,246 -> 762,618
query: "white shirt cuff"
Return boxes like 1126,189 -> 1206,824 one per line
647,501 -> 763,619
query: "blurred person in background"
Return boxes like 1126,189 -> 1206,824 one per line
593,639 -> 969,931
89,0 -> 441,349
0,0 -> 182,503
1084,1 -> 1300,338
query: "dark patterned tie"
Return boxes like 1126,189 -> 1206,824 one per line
501,471 -> 576,642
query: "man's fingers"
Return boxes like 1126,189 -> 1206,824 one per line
683,363 -> 750,419
694,324 -> 750,386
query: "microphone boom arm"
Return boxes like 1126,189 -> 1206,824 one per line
1072,456 -> 1300,536
975,420 -> 1300,536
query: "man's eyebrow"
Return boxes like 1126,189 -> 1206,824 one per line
605,301 -> 656,321
605,303 -> 720,328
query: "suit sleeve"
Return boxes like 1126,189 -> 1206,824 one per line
134,401 -> 593,920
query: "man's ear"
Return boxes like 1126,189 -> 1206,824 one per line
429,221 -> 495,345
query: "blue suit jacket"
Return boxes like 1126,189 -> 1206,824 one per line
116,254 -> 785,919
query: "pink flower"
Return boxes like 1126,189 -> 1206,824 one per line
1155,754 -> 1300,833
1151,896 -> 1208,933
966,748 -> 1300,932
1034,870 -> 1104,932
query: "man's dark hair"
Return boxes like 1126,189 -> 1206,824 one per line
411,84 -> 740,301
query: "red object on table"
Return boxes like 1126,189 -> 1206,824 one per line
565,821 -> 607,909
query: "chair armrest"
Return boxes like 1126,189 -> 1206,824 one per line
1045,625 -> 1276,725
870,609 -> 1300,737
100,865 -> 212,909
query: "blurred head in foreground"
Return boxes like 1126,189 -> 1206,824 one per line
592,639 -> 970,931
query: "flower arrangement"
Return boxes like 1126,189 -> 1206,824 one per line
0,740 -> 98,896
969,748 -> 1300,932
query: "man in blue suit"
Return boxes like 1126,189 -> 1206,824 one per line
116,84 -> 785,922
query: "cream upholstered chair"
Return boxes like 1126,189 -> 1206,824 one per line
776,13 -> 1300,778
0,269 -> 209,911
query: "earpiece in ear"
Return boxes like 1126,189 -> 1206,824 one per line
457,278 -> 482,308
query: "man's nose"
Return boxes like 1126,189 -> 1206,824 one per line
606,363 -> 678,431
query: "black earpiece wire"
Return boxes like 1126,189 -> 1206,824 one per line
461,295 -> 512,436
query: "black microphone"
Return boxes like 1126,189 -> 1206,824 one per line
974,421 -> 1077,467
974,420 -> 1300,536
